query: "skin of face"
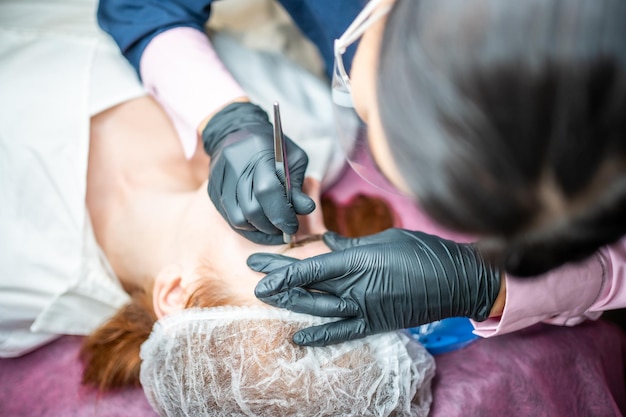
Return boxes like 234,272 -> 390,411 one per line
87,95 -> 331,320
149,175 -> 332,318
152,188 -> 331,317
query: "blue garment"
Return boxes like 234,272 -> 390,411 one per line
97,0 -> 365,80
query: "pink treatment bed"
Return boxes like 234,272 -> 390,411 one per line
2,320 -> 624,417
2,167 -> 625,417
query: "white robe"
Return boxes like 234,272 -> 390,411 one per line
0,0 -> 144,357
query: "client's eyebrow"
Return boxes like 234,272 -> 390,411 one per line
281,234 -> 324,253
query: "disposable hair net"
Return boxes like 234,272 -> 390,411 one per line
140,306 -> 435,417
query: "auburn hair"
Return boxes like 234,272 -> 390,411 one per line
80,276 -> 242,391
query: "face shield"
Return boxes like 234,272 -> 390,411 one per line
332,0 -> 406,196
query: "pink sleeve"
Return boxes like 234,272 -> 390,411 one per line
139,27 -> 247,159
386,195 -> 626,338
372,183 -> 626,337
472,236 -> 626,337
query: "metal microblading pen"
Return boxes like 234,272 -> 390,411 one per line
273,102 -> 295,245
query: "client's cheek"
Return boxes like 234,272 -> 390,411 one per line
225,270 -> 271,307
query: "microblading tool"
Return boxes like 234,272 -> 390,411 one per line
273,102 -> 295,244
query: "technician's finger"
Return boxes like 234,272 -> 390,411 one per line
242,230 -> 286,246
254,251 -> 352,296
254,162 -> 298,234
322,232 -> 356,250
217,173 -> 257,232
256,287 -> 358,318
209,178 -> 254,232
247,253 -> 297,273
323,231 -> 388,250
292,319 -> 368,347
291,189 -> 316,215
236,177 -> 282,236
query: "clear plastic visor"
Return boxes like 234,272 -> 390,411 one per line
331,1 -> 405,196
332,60 -> 406,196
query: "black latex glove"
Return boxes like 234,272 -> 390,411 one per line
202,102 -> 315,245
248,229 -> 501,346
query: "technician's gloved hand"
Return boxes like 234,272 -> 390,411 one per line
202,102 -> 315,245
248,228 -> 501,346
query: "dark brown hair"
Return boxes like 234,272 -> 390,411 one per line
378,0 -> 626,276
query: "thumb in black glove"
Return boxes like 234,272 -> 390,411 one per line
248,229 -> 501,346
202,102 -> 315,245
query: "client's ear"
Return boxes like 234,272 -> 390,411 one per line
153,264 -> 186,319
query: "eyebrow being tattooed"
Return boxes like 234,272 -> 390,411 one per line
284,234 -> 324,251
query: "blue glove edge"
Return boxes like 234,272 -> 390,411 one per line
404,317 -> 479,355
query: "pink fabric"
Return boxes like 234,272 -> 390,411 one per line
1,322 -> 624,417
140,27 -> 247,159
473,254 -> 605,337
594,243 -> 626,311
473,235 -> 626,337
429,320 -> 626,417
0,336 -> 157,417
